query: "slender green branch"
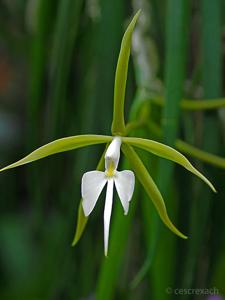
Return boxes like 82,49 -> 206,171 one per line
125,120 -> 144,135
150,96 -> 225,110
176,140 -> 225,169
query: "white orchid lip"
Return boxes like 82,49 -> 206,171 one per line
81,136 -> 135,256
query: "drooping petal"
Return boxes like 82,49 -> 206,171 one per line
122,143 -> 188,239
82,171 -> 107,216
123,137 -> 216,192
114,170 -> 135,215
104,179 -> 114,256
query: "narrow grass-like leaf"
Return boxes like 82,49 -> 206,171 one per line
122,143 -> 187,239
111,10 -> 141,135
123,137 -> 216,192
0,135 -> 112,172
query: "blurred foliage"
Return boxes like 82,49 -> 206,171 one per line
0,0 -> 225,299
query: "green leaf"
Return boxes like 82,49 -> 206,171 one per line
123,137 -> 216,192
0,135 -> 112,172
122,143 -> 187,239
71,146 -> 107,245
111,10 -> 141,136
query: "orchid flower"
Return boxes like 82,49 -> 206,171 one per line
82,136 -> 134,255
0,10 -> 216,256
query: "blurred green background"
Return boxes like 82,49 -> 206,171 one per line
0,0 -> 225,299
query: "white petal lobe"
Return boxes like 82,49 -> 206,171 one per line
114,170 -> 135,215
104,179 -> 114,256
82,171 -> 107,216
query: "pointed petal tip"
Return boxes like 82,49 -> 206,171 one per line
211,185 -> 217,193
202,175 -> 216,193
182,235 -> 188,240
133,9 -> 141,22
71,240 -> 77,247
71,229 -> 82,247
103,179 -> 114,259
0,166 -> 9,172
137,9 -> 142,15
175,230 -> 188,240
206,180 -> 217,193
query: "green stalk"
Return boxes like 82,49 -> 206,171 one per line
152,1 -> 189,299
47,0 -> 83,137
182,0 -> 222,293
150,96 -> 225,110
28,0 -> 53,147
27,0 -> 54,226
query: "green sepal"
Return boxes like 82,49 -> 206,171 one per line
111,10 -> 141,136
0,135 -> 112,172
71,201 -> 88,246
122,143 -> 187,239
71,145 -> 107,246
123,136 -> 216,192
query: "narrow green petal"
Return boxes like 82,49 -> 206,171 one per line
71,201 -> 88,246
0,135 -> 112,172
123,137 -> 216,192
71,146 -> 107,246
111,10 -> 141,135
122,144 -> 187,239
